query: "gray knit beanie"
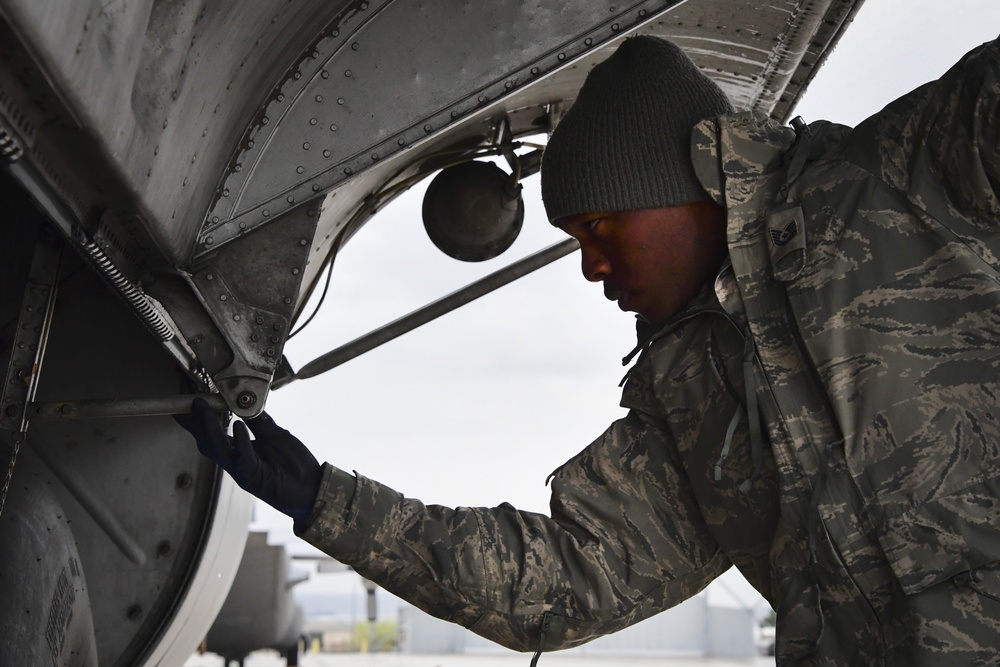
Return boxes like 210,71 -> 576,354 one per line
541,36 -> 734,222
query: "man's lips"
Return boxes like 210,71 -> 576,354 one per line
604,284 -> 631,310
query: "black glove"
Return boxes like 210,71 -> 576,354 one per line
175,398 -> 322,528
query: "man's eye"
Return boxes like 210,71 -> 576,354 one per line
588,218 -> 602,232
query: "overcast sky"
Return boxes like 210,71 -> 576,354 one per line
252,0 -> 1000,613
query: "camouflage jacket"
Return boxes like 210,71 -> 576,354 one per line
301,38 -> 1000,665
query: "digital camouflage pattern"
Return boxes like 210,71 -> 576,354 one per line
300,37 -> 1000,666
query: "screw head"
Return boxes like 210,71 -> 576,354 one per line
237,392 -> 257,408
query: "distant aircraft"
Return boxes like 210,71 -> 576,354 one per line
0,1 -> 864,664
202,532 -> 307,667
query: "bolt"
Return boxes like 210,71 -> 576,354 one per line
127,605 -> 143,621
237,392 -> 257,409
175,473 -> 193,489
5,404 -> 19,417
157,541 -> 172,557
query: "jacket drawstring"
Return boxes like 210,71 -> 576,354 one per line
529,612 -> 552,667
619,318 -> 659,386
711,326 -> 765,494
714,403 -> 746,481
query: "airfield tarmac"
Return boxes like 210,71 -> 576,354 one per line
185,652 -> 777,667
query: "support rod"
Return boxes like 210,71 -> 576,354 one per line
29,394 -> 229,419
288,237 -> 580,384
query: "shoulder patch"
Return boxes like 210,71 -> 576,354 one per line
766,204 -> 806,281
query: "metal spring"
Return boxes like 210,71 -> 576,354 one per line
0,127 -> 24,163
77,239 -> 175,342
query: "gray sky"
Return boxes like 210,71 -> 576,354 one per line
255,0 -> 1000,611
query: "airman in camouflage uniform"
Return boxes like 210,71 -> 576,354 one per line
178,33 -> 1000,667
296,34 -> 1000,666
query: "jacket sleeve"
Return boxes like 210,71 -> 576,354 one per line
850,35 -> 1000,231
296,408 -> 729,653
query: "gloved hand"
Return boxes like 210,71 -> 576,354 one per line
175,398 -> 322,528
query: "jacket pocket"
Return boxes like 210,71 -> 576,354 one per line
875,476 -> 1000,595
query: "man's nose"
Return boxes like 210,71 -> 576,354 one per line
581,246 -> 611,282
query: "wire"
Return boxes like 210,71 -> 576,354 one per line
286,141 -> 532,339
287,250 -> 335,339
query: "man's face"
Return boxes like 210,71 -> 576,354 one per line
556,202 -> 727,327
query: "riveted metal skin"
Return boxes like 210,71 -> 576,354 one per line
197,0 -> 687,256
190,204 -> 318,416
